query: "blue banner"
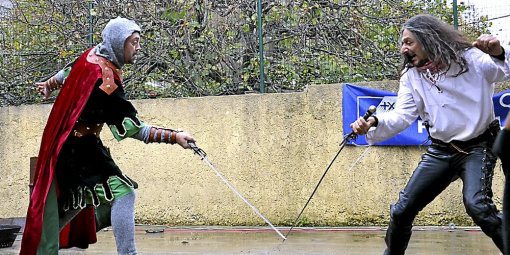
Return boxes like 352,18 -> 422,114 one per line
342,83 -> 510,146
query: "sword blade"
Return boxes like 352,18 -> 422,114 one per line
200,155 -> 286,240
284,138 -> 348,240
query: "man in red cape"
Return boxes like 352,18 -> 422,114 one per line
22,47 -> 100,254
21,17 -> 195,254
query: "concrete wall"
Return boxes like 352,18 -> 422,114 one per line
0,83 -> 504,227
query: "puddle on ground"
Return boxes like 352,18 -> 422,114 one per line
3,227 -> 502,254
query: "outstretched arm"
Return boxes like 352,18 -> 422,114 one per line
36,75 -> 62,100
35,66 -> 72,99
132,125 -> 196,149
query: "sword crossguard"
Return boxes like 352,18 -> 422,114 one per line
341,105 -> 376,145
344,133 -> 358,142
188,141 -> 207,158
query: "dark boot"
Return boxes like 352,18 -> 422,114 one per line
488,222 -> 504,253
384,219 -> 412,255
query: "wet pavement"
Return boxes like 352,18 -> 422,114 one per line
1,225 -> 502,254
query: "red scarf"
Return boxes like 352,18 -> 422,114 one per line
416,60 -> 447,74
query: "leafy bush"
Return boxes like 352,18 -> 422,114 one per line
0,0 -> 488,106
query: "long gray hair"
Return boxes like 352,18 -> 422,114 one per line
400,14 -> 472,76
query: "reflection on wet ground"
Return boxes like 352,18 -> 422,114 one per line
2,226 -> 502,254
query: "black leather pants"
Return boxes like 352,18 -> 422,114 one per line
383,143 -> 503,255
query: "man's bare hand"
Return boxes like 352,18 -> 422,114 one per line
175,132 -> 196,149
349,116 -> 376,135
35,81 -> 51,100
472,34 -> 503,56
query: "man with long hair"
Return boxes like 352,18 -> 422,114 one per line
350,14 -> 510,254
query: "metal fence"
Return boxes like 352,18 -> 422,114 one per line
1,0 -> 95,105
0,0 -> 498,107
2,0 -> 274,106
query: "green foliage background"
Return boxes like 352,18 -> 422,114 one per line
0,0 -> 488,106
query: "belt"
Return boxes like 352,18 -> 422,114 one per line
430,120 -> 499,154
72,122 -> 103,138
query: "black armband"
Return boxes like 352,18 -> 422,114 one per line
371,115 -> 379,127
493,47 -> 505,61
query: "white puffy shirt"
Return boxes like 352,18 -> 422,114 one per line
366,48 -> 510,144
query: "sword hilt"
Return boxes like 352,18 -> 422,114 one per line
188,141 -> 207,158
345,105 -> 377,142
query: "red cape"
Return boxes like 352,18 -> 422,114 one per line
21,48 -> 104,254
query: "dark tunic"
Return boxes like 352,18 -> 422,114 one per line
56,78 -> 139,210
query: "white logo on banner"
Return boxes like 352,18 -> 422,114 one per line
500,92 -> 510,108
376,96 -> 397,113
375,96 -> 428,133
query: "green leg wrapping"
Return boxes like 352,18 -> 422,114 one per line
37,180 -> 59,254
